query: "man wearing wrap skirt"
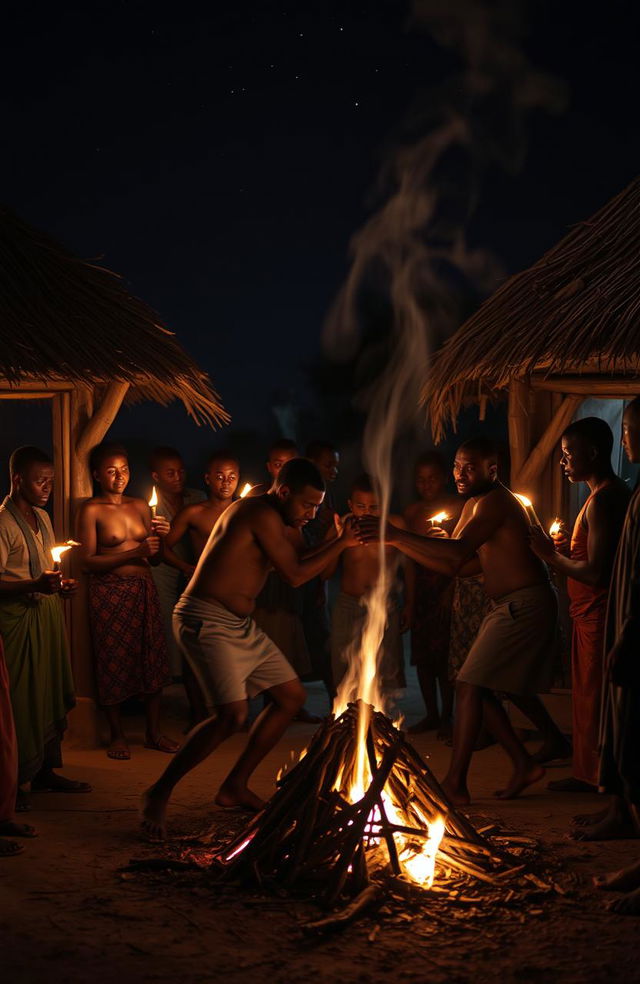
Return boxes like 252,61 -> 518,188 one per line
530,417 -> 630,792
0,446 -> 90,809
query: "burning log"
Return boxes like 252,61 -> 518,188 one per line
214,702 -> 520,906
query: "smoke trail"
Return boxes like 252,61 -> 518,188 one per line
328,0 -> 566,721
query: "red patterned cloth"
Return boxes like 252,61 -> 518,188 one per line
89,571 -> 170,706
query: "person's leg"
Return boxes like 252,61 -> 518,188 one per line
510,694 -> 571,763
217,678 -> 306,809
140,702 -> 247,838
480,692 -> 545,799
182,657 -> 209,730
440,681 -> 484,805
30,737 -> 92,793
103,703 -> 129,760
437,668 -> 455,739
143,691 -> 179,753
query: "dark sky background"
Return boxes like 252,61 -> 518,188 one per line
1,0 -> 638,492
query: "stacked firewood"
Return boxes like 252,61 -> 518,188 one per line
215,702 -> 520,907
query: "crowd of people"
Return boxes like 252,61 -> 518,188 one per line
0,405 -> 639,913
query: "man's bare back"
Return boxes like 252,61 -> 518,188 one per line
185,490 -> 360,617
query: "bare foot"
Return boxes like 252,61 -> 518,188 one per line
215,783 -> 265,813
572,807 -> 609,827
440,778 -> 471,807
570,814 -> 638,842
531,736 -> 572,764
0,821 -> 37,838
0,838 -> 23,858
605,886 -> 640,915
495,761 -> 545,800
140,786 -> 169,840
107,739 -> 130,761
594,860 -> 640,892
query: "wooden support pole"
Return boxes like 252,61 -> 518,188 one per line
531,376 -> 640,396
508,378 -> 531,486
514,395 -> 582,490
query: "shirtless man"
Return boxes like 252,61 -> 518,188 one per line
77,443 -> 178,760
140,457 -> 363,838
164,453 -> 240,577
530,417 -> 630,792
326,473 -> 406,695
364,437 -> 562,805
404,451 -> 462,735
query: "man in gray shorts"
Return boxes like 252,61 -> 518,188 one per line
141,458 -> 361,838
363,437 -> 563,806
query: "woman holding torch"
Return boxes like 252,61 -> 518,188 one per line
77,443 -> 179,761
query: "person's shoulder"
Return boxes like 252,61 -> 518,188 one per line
390,512 -> 406,529
403,501 -> 422,522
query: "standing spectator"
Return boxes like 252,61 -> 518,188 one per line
0,636 -> 37,854
530,417 -> 630,791
148,447 -> 205,679
404,451 -> 462,735
0,446 -> 90,808
77,443 -> 179,761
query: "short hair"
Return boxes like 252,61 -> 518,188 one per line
350,472 -> 374,496
206,450 -> 240,470
457,437 -> 498,463
9,446 -> 52,478
415,450 -> 447,475
275,457 -> 325,494
268,438 -> 298,458
149,446 -> 183,472
305,440 -> 337,460
563,417 -> 614,461
625,396 -> 640,420
90,442 -> 128,473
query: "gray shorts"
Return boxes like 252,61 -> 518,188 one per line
457,582 -> 558,696
173,594 -> 297,708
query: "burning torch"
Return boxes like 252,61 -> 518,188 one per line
239,483 -> 253,499
428,511 -> 449,528
148,486 -> 158,520
51,540 -> 80,572
513,493 -> 542,528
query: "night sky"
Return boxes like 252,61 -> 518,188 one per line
2,0 -> 639,489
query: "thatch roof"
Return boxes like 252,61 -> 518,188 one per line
424,176 -> 640,440
0,207 -> 229,426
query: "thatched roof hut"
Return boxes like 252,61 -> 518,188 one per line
0,207 -> 228,730
424,175 -> 640,510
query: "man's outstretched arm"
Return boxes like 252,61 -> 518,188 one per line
378,496 -> 501,577
254,508 -> 361,587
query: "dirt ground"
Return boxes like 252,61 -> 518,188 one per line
2,682 -> 639,984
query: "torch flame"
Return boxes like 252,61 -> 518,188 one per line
51,544 -> 73,565
239,482 -> 253,499
428,511 -> 449,525
50,540 -> 80,566
549,519 -> 561,537
148,486 -> 158,509
513,493 -> 532,509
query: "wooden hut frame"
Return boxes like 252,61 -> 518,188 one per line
423,176 -> 640,522
0,208 -> 229,741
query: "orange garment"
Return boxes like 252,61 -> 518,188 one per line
0,637 -> 18,821
567,492 -> 608,785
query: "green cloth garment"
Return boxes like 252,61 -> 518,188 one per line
0,594 -> 75,783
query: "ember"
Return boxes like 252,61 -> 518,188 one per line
216,701 -> 519,906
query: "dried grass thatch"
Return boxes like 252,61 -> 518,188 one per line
0,207 -> 229,427
424,176 -> 640,440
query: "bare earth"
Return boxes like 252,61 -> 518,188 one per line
1,681 -> 638,984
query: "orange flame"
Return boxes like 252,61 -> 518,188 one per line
428,511 -> 449,525
148,486 -> 158,510
549,519 -> 561,537
239,483 -> 253,498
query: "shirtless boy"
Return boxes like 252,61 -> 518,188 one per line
365,437 -> 562,805
163,453 -> 240,577
141,457 -> 362,838
404,451 -> 462,735
326,473 -> 406,695
77,443 -> 178,760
